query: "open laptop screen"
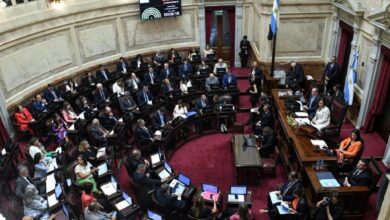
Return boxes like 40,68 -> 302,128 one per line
147,210 -> 162,220
202,183 -> 218,193
55,183 -> 62,198
164,162 -> 172,174
178,173 -> 191,186
230,186 -> 247,194
97,163 -> 108,176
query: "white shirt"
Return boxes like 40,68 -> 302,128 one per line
29,145 -> 44,159
75,162 -> 93,180
173,105 -> 188,118
112,83 -> 125,97
311,106 -> 330,130
180,81 -> 192,93
65,82 -> 78,92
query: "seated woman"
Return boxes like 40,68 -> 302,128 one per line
189,196 -> 217,219
180,78 -> 192,94
79,140 -> 106,166
81,183 -> 97,211
75,155 -> 98,192
65,79 -> 78,94
112,78 -> 125,97
260,188 -> 308,220
248,81 -> 258,108
310,99 -> 330,130
257,127 -> 276,157
173,100 -> 188,118
78,96 -> 95,112
197,60 -> 210,75
33,153 -> 49,179
14,105 -> 35,135
51,113 -> 68,143
230,204 -> 253,220
23,185 -> 50,220
28,137 -> 55,160
61,102 -> 78,124
203,44 -> 214,58
336,129 -> 363,164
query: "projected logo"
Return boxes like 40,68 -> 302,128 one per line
141,7 -> 162,20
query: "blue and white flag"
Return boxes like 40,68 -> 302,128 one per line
270,0 -> 280,34
344,50 -> 359,105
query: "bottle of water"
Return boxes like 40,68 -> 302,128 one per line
315,160 -> 319,170
321,160 -> 325,170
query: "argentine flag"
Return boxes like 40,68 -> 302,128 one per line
344,50 -> 359,105
271,0 -> 280,34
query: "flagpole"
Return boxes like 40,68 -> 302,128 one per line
270,32 -> 277,77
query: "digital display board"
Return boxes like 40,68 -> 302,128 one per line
139,0 -> 182,20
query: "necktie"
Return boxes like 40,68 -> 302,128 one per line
159,113 -> 165,126
310,96 -> 315,108
353,169 -> 360,177
143,127 -> 150,137
144,92 -> 149,102
122,63 -> 126,73
166,69 -> 169,77
150,73 -> 154,84
51,90 -> 58,99
102,71 -> 107,80
228,76 -> 231,83
184,64 -> 187,71
202,100 -> 206,107
24,177 -> 33,185
100,90 -> 105,100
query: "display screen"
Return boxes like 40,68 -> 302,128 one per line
139,0 -> 182,20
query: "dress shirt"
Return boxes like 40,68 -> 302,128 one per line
101,70 -> 108,80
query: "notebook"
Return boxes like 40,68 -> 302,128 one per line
316,172 -> 340,188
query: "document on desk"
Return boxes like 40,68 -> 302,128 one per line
115,200 -> 130,211
310,140 -> 328,149
295,112 -> 308,117
68,124 -> 75,131
151,154 -> 160,165
79,112 -> 85,120
101,182 -> 117,196
46,173 -> 56,193
250,108 -> 259,114
277,205 -> 291,215
269,191 -> 282,204
228,194 -> 245,202
48,193 -> 59,207
295,118 -> 310,125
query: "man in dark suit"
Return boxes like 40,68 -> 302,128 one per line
254,104 -> 274,135
324,56 -> 340,93
332,84 -> 344,102
343,159 -> 371,187
32,94 -> 48,116
135,119 -> 154,145
94,83 -> 110,108
96,65 -> 111,82
303,87 -> 320,118
155,183 -> 186,210
89,118 -> 109,146
144,66 -> 158,86
258,127 -> 276,157
127,149 -> 150,174
133,164 -> 163,191
222,71 -> 237,88
15,164 -> 45,199
151,108 -> 168,129
195,94 -> 210,112
249,61 -> 263,88
286,61 -> 305,88
160,63 -> 174,80
119,91 -> 139,112
178,59 -> 193,78
161,79 -> 175,97
116,57 -> 130,75
43,84 -> 63,103
137,85 -> 154,106
239,35 -> 250,67
98,106 -> 118,131
277,171 -> 303,201
82,72 -> 96,87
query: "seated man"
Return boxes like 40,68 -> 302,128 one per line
213,58 -> 228,74
125,72 -> 140,92
133,164 -> 163,191
160,63 -> 174,80
127,149 -> 150,174
155,183 -> 186,210
151,108 -> 168,129
161,79 -> 175,97
275,171 -> 303,201
119,91 -> 139,113
342,159 -> 371,187
178,59 -> 193,78
43,84 -> 63,104
84,202 -> 116,220
254,104 -> 274,136
82,72 -> 96,87
195,94 -> 210,113
89,118 -> 109,146
15,164 -> 45,199
257,127 -> 276,157
332,84 -> 344,102
77,96 -> 95,112
32,95 -> 48,116
205,73 -> 219,91
135,119 -> 154,145
137,85 -> 154,106
144,66 -> 158,86
94,83 -> 110,108
99,106 -> 118,131
222,71 -> 237,88
116,57 -> 129,75
286,61 -> 304,88
303,87 -> 320,118
95,65 -> 111,82
153,50 -> 166,67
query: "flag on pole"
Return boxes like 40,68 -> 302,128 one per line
344,49 -> 359,105
270,0 -> 280,34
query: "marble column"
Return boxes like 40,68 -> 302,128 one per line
0,89 -> 14,137
382,135 -> 390,167
234,0 -> 243,67
198,0 -> 206,53
11,0 -> 16,6
328,11 -> 340,58
356,29 -> 382,128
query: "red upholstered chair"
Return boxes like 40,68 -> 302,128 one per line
367,157 -> 382,191
8,196 -> 24,219
317,99 -> 348,139
261,147 -> 280,175
233,123 -> 245,135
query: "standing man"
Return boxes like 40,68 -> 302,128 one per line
324,56 -> 340,94
240,35 -> 250,68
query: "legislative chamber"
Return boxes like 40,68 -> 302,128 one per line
0,0 -> 389,220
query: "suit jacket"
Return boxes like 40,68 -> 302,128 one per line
205,77 -> 219,91
339,138 -> 362,158
160,68 -> 174,79
279,180 -> 303,201
249,67 -> 262,82
15,108 -> 33,131
155,187 -> 177,209
240,40 -> 250,56
161,83 -> 175,96
260,111 -> 274,128
195,98 -> 210,111
131,58 -> 145,69
152,111 -> 167,128
126,78 -> 140,92
178,63 -> 193,77
119,96 -> 137,112
89,125 -> 107,142
222,74 -> 237,87
333,91 -> 344,102
99,113 -> 117,131
82,76 -> 96,86
260,134 -> 276,157
78,103 -> 94,113
32,101 -> 47,113
133,171 -> 160,190
324,62 -> 340,81
94,89 -> 110,106
143,72 -> 159,86
127,158 -> 146,174
137,90 -> 153,106
96,69 -> 111,82
116,61 -> 130,74
135,126 -> 153,142
44,88 -> 61,102
15,176 -> 43,198
292,197 -> 308,220
347,168 -> 371,186
306,95 -> 320,116
288,64 -> 305,87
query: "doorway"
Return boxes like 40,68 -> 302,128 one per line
205,6 -> 235,65
337,21 -> 354,86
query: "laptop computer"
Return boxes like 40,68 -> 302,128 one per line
202,183 -> 220,201
55,183 -> 62,199
122,192 -> 133,205
216,68 -> 226,75
199,68 -> 209,75
169,179 -> 186,195
230,186 -> 247,194
192,54 -> 201,62
206,54 -> 215,60
97,163 -> 109,177
150,152 -> 162,168
178,173 -> 191,186
158,162 -> 172,179
147,210 -> 163,220
202,183 -> 218,193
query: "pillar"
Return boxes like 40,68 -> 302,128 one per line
382,136 -> 390,167
328,11 -> 340,58
234,0 -> 243,67
198,0 -> 206,53
0,89 -> 14,138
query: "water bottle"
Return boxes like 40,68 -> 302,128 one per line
321,160 -> 325,170
315,160 -> 319,170
319,160 -> 323,170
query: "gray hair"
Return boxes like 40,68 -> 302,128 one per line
17,164 -> 28,175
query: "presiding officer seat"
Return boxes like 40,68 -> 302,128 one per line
317,99 -> 348,139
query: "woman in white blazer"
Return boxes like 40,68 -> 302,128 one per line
311,99 -> 330,130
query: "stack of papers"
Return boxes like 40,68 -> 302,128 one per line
310,140 -> 328,149
115,200 -> 130,211
228,194 -> 245,202
46,173 -> 56,193
78,112 -> 85,120
295,118 -> 310,125
48,194 -> 59,207
295,112 -> 308,117
101,182 -> 117,196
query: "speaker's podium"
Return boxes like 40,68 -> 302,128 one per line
231,134 -> 262,184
